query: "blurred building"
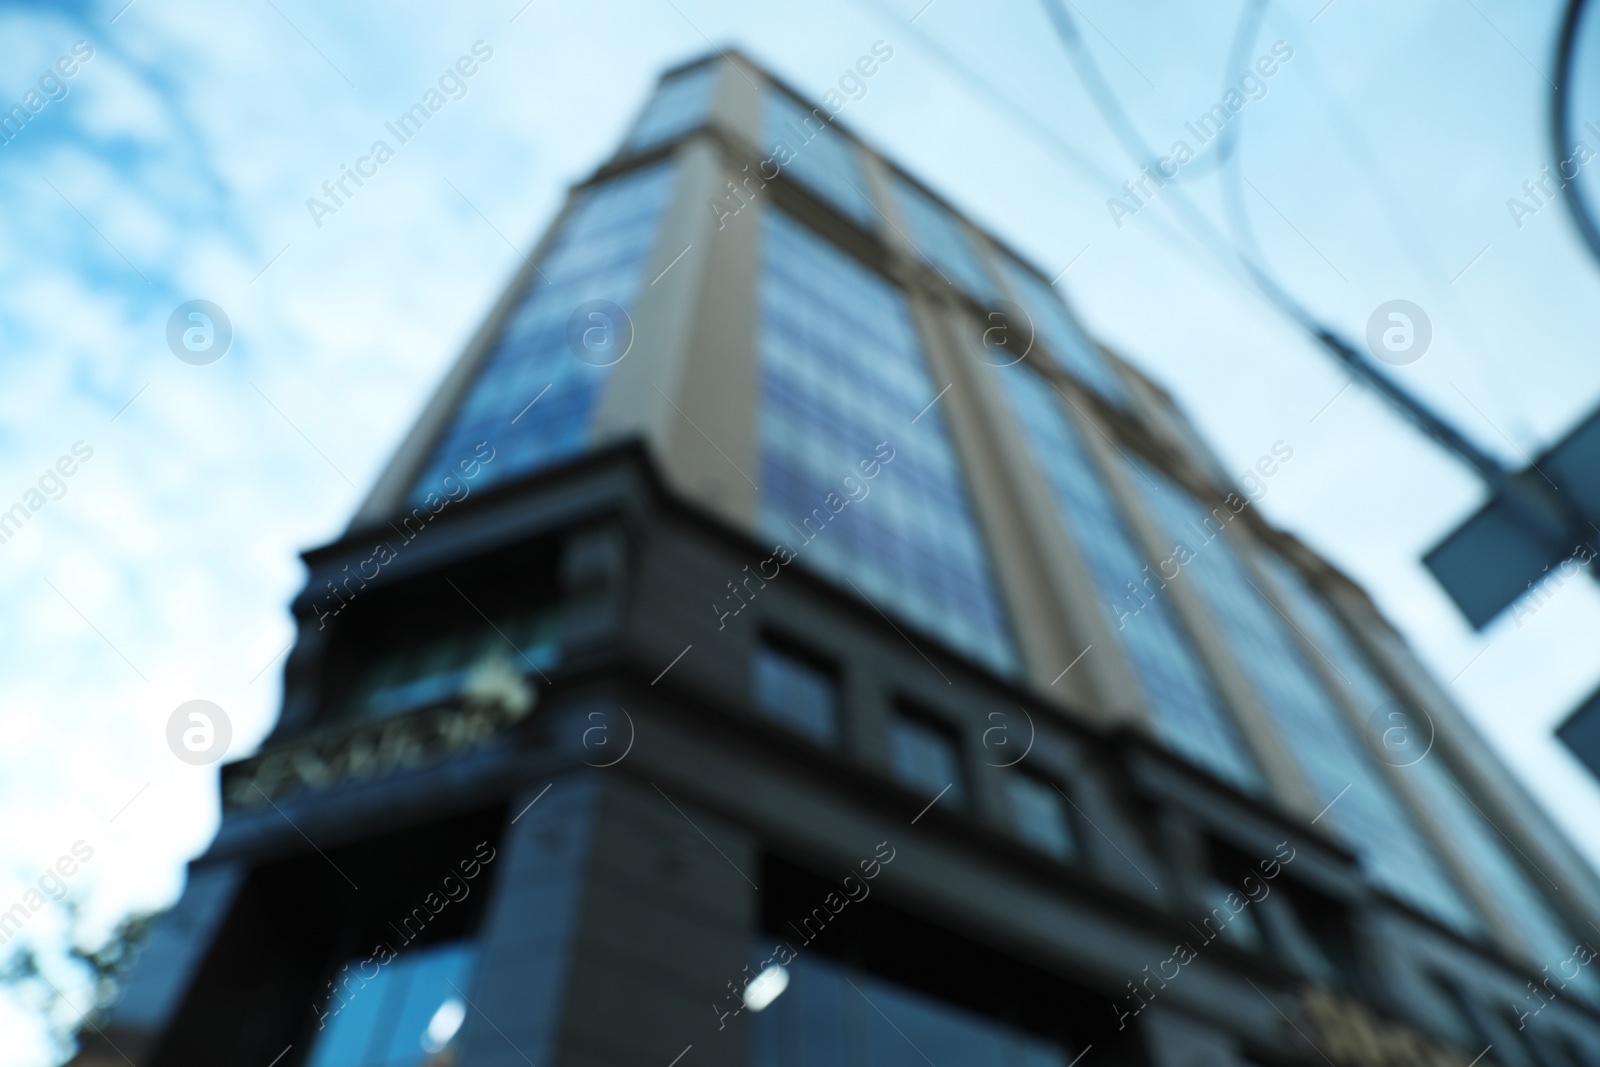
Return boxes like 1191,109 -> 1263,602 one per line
80,52 -> 1600,1067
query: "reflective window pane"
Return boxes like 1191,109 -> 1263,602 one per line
307,941 -> 476,1067
751,949 -> 1068,1067
625,63 -> 719,153
409,161 -> 678,502
889,713 -> 965,805
1000,257 -> 1130,407
759,209 -> 1019,675
993,363 -> 1260,792
889,175 -> 998,303
1127,458 -> 1481,935
1004,773 -> 1076,859
763,90 -> 875,228
754,643 -> 839,744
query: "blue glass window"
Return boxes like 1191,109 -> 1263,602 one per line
1262,556 -> 1598,1001
408,162 -> 678,502
624,63 -> 719,153
1004,772 -> 1076,859
763,90 -> 876,228
306,941 -> 476,1067
754,643 -> 839,744
1199,879 -> 1266,950
993,363 -> 1260,792
888,713 -> 966,805
751,949 -> 1067,1067
1000,257 -> 1131,407
758,209 -> 1019,675
889,175 -> 998,303
1127,458 -> 1481,935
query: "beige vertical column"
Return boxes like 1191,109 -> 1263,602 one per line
591,92 -> 760,529
900,293 -> 1122,712
969,234 -> 1163,727
934,308 -> 1151,724
1077,422 -> 1320,818
860,156 -> 1131,715
592,57 -> 764,531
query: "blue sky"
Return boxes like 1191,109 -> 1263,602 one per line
2,0 -> 1599,1060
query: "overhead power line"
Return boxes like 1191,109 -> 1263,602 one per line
1034,0 -> 1582,560
844,0 -> 1225,272
843,0 -> 1598,624
1554,0 -> 1600,273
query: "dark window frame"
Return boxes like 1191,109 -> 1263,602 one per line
751,633 -> 842,746
886,702 -> 969,808
1002,768 -> 1079,861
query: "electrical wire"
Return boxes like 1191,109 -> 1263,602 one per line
1553,0 -> 1600,273
846,0 -> 1571,542
1034,0 -> 1325,331
1030,0 -> 1277,299
1243,0 -> 1542,451
842,0 -> 1223,272
1219,0 -> 1271,264
1034,0 -> 1577,547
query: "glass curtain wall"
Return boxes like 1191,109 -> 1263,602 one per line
1128,458 -> 1482,934
757,208 -> 1019,676
409,161 -> 678,501
991,361 -> 1261,792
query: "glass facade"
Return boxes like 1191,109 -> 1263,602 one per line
754,643 -> 839,744
751,951 -> 1067,1067
306,941 -> 476,1067
409,161 -> 678,501
993,362 -> 1260,792
1127,458 -> 1481,934
888,175 -> 999,303
1262,556 -> 1598,1001
888,713 -> 966,805
763,90 -> 876,228
624,62 -> 719,154
999,257 -> 1130,407
758,208 -> 1019,675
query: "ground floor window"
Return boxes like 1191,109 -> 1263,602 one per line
749,947 -> 1069,1067
304,939 -> 476,1067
